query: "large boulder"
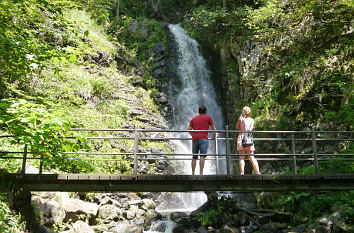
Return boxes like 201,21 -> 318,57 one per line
61,196 -> 99,225
259,222 -> 287,233
72,220 -> 95,233
32,193 -> 66,227
110,223 -> 143,233
144,209 -> 161,230
141,199 -> 156,210
97,204 -> 122,220
150,221 -> 167,232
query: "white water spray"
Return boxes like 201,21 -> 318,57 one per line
168,24 -> 226,176
167,24 -> 226,208
146,24 -> 227,232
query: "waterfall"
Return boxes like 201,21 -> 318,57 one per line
166,24 -> 226,208
146,24 -> 227,233
168,24 -> 226,175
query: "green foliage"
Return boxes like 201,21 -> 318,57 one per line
195,194 -> 237,228
0,99 -> 88,172
0,196 -> 24,233
184,5 -> 248,45
243,0 -> 354,129
325,103 -> 354,129
267,142 -> 354,225
270,191 -> 354,225
0,0 -> 82,99
197,205 -> 224,227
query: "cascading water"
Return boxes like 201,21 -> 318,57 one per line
145,24 -> 227,233
163,24 -> 227,209
167,24 -> 226,177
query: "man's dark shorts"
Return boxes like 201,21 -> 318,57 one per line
192,139 -> 209,159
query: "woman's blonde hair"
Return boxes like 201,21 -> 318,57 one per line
242,106 -> 251,116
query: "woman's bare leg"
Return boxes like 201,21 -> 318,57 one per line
248,149 -> 260,174
238,150 -> 245,174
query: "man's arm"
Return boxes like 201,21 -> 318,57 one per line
188,125 -> 193,136
211,124 -> 217,136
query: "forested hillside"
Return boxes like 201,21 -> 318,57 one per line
0,0 -> 353,232
0,0 -> 170,231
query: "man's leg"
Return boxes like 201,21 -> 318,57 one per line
199,139 -> 209,175
192,140 -> 199,175
192,159 -> 197,175
199,156 -> 205,175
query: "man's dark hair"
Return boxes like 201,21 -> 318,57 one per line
199,106 -> 207,114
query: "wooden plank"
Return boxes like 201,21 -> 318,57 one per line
145,175 -> 157,181
67,174 -> 79,180
1,173 -> 354,192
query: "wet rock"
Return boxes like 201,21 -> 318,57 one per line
172,223 -> 186,233
61,197 -> 99,225
123,209 -> 136,220
154,55 -> 164,62
235,193 -> 256,209
238,212 -> 247,225
138,163 -> 150,174
144,209 -> 161,230
153,42 -> 165,56
71,220 -> 94,233
223,224 -> 239,233
99,195 -> 122,207
141,199 -> 156,210
129,75 -> 144,86
128,200 -> 144,207
154,92 -> 168,104
97,204 -> 122,220
83,50 -> 114,67
150,221 -> 167,232
170,212 -> 188,223
153,68 -> 164,78
333,221 -> 352,233
155,60 -> 166,69
110,223 -> 130,233
259,222 -> 287,233
90,225 -> 108,232
136,209 -> 146,218
128,19 -> 148,37
197,226 -> 208,233
289,224 -> 306,233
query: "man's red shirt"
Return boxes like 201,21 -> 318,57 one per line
189,114 -> 214,141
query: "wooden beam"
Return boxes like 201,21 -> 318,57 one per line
0,174 -> 353,192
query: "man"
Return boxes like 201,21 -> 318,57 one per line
188,106 -> 217,175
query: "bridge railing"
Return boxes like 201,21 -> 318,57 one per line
0,128 -> 353,176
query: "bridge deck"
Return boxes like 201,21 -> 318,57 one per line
1,173 -> 354,192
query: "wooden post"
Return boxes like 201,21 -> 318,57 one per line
291,134 -> 297,175
312,127 -> 319,174
39,153 -> 44,175
21,144 -> 28,175
226,126 -> 230,176
215,134 -> 219,175
133,125 -> 139,175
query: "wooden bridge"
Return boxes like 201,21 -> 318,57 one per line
1,173 -> 354,192
0,128 -> 353,192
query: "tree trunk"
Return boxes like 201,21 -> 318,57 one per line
222,0 -> 226,10
116,0 -> 120,17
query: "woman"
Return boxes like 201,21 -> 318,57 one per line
236,106 -> 261,175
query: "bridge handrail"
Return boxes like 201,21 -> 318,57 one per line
0,128 -> 353,175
